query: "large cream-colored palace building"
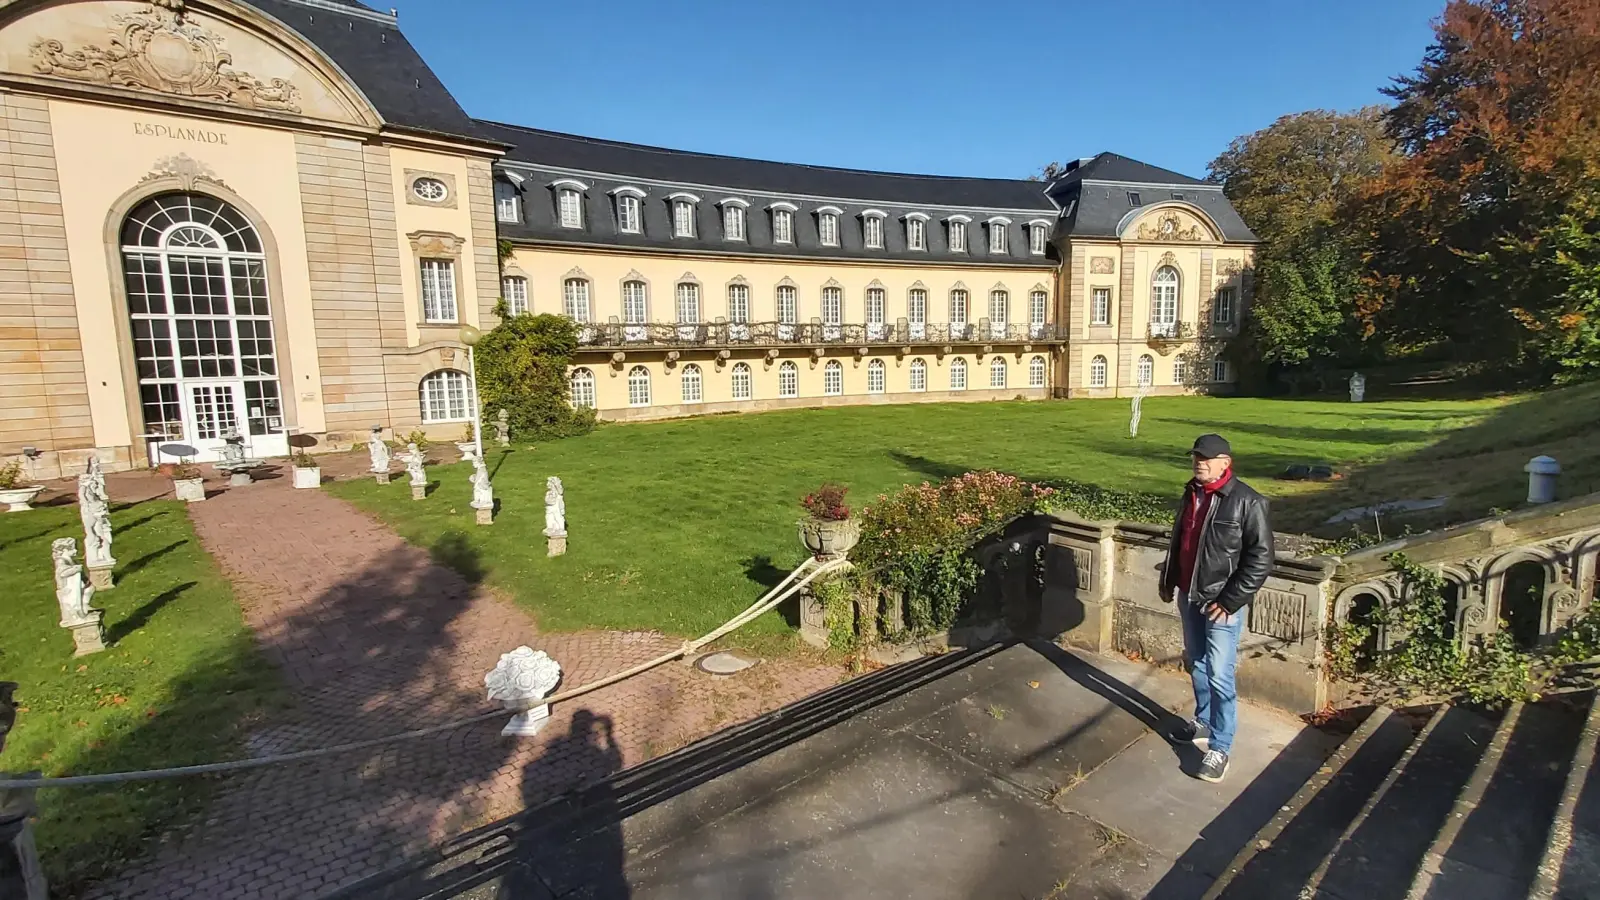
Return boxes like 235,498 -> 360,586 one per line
0,0 -> 1256,472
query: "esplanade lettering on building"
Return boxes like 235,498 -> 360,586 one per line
133,122 -> 229,144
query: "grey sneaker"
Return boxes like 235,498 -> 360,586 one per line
1198,749 -> 1229,783
1168,717 -> 1211,750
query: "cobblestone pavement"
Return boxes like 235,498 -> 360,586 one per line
87,467 -> 844,899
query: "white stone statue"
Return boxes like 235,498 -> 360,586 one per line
218,428 -> 246,466
368,429 -> 391,474
494,409 -> 511,447
1349,372 -> 1367,403
470,457 -> 493,511
52,538 -> 96,626
484,646 -> 562,736
403,443 -> 426,487
544,476 -> 566,537
1129,378 -> 1154,438
78,460 -> 114,572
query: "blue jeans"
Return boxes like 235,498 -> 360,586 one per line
1178,591 -> 1245,754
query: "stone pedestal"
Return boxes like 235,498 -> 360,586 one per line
66,612 -> 105,656
475,507 -> 493,526
0,780 -> 48,900
87,565 -> 114,591
411,484 -> 426,501
546,532 -> 567,557
501,703 -> 551,737
797,587 -> 828,649
374,472 -> 391,485
227,470 -> 253,487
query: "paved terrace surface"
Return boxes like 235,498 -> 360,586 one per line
341,640 -> 1337,900
66,461 -> 843,900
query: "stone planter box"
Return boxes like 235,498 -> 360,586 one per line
799,517 -> 861,559
172,477 -> 205,503
0,485 -> 45,511
292,466 -> 322,489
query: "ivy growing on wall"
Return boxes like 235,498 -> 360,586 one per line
473,313 -> 596,441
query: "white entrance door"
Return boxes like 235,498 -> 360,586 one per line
183,382 -> 242,460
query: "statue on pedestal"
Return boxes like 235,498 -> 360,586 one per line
52,538 -> 104,656
544,476 -> 567,556
404,443 -> 426,486
77,459 -> 114,584
368,428 -> 391,475
494,409 -> 511,447
470,457 -> 494,525
1349,372 -> 1367,403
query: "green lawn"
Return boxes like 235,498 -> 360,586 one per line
0,501 -> 280,894
331,384 -> 1600,643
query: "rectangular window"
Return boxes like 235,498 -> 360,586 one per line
1091,287 -> 1111,326
675,282 -> 700,322
822,286 -> 842,325
773,209 -> 794,243
907,218 -> 925,250
908,289 -> 927,325
728,283 -> 749,323
1030,290 -> 1047,327
866,288 -> 885,326
864,216 -> 883,250
724,205 -> 745,241
1213,359 -> 1228,382
617,195 -> 641,233
495,184 -> 520,224
989,223 -> 1008,254
503,275 -> 528,315
420,259 -> 457,323
673,200 -> 696,238
563,279 -> 591,322
1128,191 -> 1142,207
1213,287 -> 1236,324
1030,224 -> 1047,255
623,281 -> 648,324
819,213 -> 839,247
949,220 -> 967,252
777,285 -> 798,324
949,290 -> 968,326
558,189 -> 583,228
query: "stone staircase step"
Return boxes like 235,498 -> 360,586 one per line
1313,703 -> 1501,900
1205,706 -> 1420,900
1533,690 -> 1600,900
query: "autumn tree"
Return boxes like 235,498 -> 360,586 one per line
1358,0 -> 1600,380
1208,108 -> 1394,388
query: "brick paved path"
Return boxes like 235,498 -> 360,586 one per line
92,470 -> 843,899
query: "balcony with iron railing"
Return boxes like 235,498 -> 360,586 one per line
1146,321 -> 1197,342
574,318 -> 1064,350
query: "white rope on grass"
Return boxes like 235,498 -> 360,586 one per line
0,555 -> 849,790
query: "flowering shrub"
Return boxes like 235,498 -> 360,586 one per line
1035,478 -> 1173,525
801,483 -> 851,521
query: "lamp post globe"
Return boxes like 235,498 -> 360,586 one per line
458,324 -> 482,347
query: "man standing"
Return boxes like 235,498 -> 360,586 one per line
1160,434 -> 1274,783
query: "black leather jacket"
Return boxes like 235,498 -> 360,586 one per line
1160,475 -> 1275,615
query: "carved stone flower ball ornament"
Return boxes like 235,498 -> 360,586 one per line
484,646 -> 562,737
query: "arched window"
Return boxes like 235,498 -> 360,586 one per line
824,359 -> 843,395
1137,354 -> 1154,386
1151,266 -> 1179,335
990,356 -> 1007,388
627,365 -> 651,407
1029,355 -> 1046,387
731,362 -> 753,400
622,280 -> 648,324
121,192 -> 284,459
1089,355 -> 1108,388
778,360 -> 799,398
681,363 -> 703,403
909,357 -> 927,392
420,369 -> 473,422
950,357 -> 968,390
1173,356 -> 1188,384
570,367 -> 596,408
563,278 -> 591,321
867,358 -> 886,393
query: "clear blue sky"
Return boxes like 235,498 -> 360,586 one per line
392,0 -> 1444,181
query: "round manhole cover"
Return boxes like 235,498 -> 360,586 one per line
695,651 -> 757,675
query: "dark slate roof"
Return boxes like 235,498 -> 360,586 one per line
1047,153 -> 1258,243
240,0 -> 489,143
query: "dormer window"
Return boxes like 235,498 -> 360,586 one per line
1128,191 -> 1143,207
948,216 -> 970,253
862,210 -> 886,250
670,193 -> 700,238
987,217 -> 1011,254
906,213 -> 928,251
550,179 -> 588,229
818,207 -> 841,247
771,202 -> 796,243
721,199 -> 748,241
494,179 -> 521,224
1027,221 -> 1049,255
612,186 -> 645,234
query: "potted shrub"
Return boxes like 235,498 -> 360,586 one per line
798,483 -> 860,559
170,463 -> 206,503
291,450 -> 321,489
0,458 -> 44,511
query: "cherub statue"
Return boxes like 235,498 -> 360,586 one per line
78,459 -> 114,570
368,428 -> 391,474
52,538 -> 96,626
470,457 -> 494,511
544,476 -> 566,537
404,443 -> 426,486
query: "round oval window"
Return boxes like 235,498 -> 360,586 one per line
412,177 -> 448,202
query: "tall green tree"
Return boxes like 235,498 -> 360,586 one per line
1208,108 -> 1394,388
473,313 -> 596,440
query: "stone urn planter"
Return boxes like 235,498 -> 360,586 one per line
292,466 -> 322,489
485,646 -> 563,737
799,516 -> 861,559
456,441 -> 478,464
172,476 -> 205,503
0,485 -> 45,511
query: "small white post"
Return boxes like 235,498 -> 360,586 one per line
1525,455 -> 1560,504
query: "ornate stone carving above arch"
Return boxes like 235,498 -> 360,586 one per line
406,230 -> 464,260
561,266 -> 591,282
140,152 -> 226,191
1157,251 -> 1179,269
676,271 -> 700,285
1118,203 -> 1224,243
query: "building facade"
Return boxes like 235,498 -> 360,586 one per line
0,0 -> 1256,473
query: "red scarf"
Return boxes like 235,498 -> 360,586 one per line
1177,468 -> 1232,594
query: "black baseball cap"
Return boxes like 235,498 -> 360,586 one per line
1189,434 -> 1232,459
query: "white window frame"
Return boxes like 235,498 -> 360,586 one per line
824,359 -> 843,396
776,285 -> 798,324
867,358 -> 885,394
778,360 -> 798,398
563,278 -> 591,322
420,258 -> 457,323
818,209 -> 840,247
681,363 -> 703,403
675,281 -> 701,323
949,357 -> 968,391
1091,287 -> 1112,326
721,200 -> 747,241
862,211 -> 886,250
909,357 -> 927,392
670,193 -> 701,238
622,280 -> 648,325
949,289 -> 969,330
772,207 -> 794,243
990,356 -> 1007,389
822,286 -> 843,326
1173,356 -> 1188,384
1028,221 -> 1049,255
1029,290 -> 1047,333
557,188 -> 584,229
412,177 -> 449,203
627,365 -> 651,407
1152,266 -> 1179,335
496,182 -> 521,224
908,288 -> 928,334
1029,355 -> 1046,388
906,215 -> 926,251
615,192 -> 643,234
1214,286 -> 1236,324
1137,354 -> 1154,386
731,362 -> 753,400
1213,358 -> 1228,382
989,289 -> 1009,330
502,275 -> 528,315
1089,355 -> 1108,388
727,283 -> 750,324
420,369 -> 473,422
570,367 -> 596,408
987,218 -> 1010,254
948,217 -> 969,253
866,288 -> 885,328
